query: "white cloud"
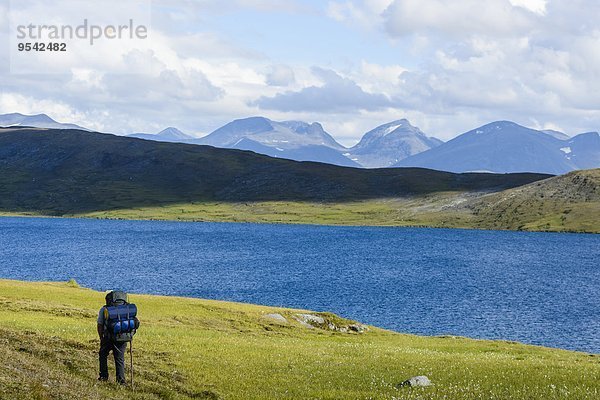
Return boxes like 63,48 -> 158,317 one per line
354,61 -> 406,92
252,67 -> 394,113
509,0 -> 547,15
326,0 -> 393,27
349,0 -> 600,137
1,0 -> 599,144
383,0 -> 535,38
265,64 -> 296,86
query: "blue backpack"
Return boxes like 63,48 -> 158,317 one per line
103,291 -> 140,342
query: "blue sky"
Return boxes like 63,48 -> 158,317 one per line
205,6 -> 408,67
1,0 -> 599,146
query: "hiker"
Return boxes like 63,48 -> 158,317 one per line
98,290 -> 139,384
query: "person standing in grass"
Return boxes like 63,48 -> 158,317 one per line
97,291 -> 129,385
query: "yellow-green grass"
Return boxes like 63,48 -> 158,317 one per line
0,279 -> 599,399
0,197 -> 597,233
0,193 -> 497,230
68,193 -> 600,233
0,194 -> 480,230
71,195 -> 476,228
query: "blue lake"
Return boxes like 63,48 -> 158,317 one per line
0,216 -> 598,353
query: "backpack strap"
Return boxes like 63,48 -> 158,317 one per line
102,306 -> 109,336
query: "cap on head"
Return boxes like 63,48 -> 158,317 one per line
105,290 -> 128,306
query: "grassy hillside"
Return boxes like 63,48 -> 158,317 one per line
70,196 -> 475,228
0,279 -> 599,399
467,169 -> 600,232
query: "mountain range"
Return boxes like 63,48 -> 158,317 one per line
126,117 -> 442,168
124,116 -> 599,173
193,117 -> 360,167
1,113 -> 599,174
396,121 -> 600,175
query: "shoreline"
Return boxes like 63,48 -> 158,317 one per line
0,209 -> 597,235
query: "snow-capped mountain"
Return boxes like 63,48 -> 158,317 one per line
197,117 -> 344,149
122,117 -> 441,168
194,116 -> 359,166
129,127 -> 196,143
347,119 -> 443,168
396,121 -> 600,174
9,112 -> 595,173
0,113 -> 88,130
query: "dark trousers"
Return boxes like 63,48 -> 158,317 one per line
99,337 -> 128,383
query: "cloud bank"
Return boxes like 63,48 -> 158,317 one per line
0,0 -> 599,144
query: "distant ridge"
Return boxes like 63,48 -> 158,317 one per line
542,129 -> 570,140
193,116 -> 359,166
121,117 -> 600,173
0,113 -> 89,131
122,116 -> 444,168
128,127 -> 196,143
4,112 -> 598,173
396,121 -> 600,174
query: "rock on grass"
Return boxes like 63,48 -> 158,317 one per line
398,376 -> 433,388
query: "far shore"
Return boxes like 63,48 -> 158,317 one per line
1,197 -> 598,234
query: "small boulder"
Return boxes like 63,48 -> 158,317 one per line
263,313 -> 288,324
398,376 -> 432,388
348,324 -> 368,333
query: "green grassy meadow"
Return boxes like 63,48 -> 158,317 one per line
0,279 -> 599,399
72,196 -> 475,227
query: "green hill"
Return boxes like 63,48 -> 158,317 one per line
0,127 -> 546,213
467,169 -> 600,232
1,279 -> 599,399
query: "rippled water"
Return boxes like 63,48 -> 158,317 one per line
0,217 -> 598,353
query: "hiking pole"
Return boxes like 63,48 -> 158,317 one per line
130,340 -> 134,391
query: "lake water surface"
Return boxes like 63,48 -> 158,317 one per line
0,217 -> 598,353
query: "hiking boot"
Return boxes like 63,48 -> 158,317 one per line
117,379 -> 127,386
98,376 -> 108,382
